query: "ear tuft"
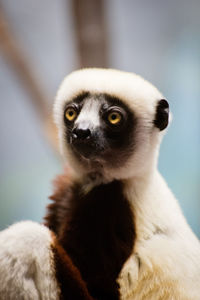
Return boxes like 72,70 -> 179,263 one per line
154,99 -> 169,131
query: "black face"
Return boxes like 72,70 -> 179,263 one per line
63,92 -> 136,168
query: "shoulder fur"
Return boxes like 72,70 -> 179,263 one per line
44,167 -> 74,236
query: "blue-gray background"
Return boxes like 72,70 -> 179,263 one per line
0,0 -> 199,237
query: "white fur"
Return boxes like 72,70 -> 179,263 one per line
0,221 -> 60,300
75,98 -> 101,130
55,68 -> 200,299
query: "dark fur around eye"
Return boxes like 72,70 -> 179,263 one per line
99,96 -> 136,163
154,99 -> 169,131
63,92 -> 90,124
102,106 -> 126,129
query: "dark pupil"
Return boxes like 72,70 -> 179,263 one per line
111,114 -> 117,120
69,110 -> 74,116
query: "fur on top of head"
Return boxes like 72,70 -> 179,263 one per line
54,68 -> 169,181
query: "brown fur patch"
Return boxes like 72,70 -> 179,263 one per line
44,170 -> 72,236
45,170 -> 136,300
51,233 -> 94,300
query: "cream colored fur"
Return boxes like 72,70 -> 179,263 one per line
118,171 -> 200,300
0,221 -> 60,300
55,68 -> 200,299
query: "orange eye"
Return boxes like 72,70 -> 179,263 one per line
108,111 -> 122,125
65,107 -> 77,121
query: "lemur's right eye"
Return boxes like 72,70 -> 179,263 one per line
65,107 -> 77,122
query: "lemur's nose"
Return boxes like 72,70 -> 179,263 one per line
72,127 -> 91,140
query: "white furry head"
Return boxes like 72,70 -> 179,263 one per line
54,68 -> 169,181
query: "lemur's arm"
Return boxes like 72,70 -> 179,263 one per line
0,221 -> 93,300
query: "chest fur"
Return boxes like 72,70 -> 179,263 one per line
47,179 -> 136,300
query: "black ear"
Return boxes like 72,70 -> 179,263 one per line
154,99 -> 169,131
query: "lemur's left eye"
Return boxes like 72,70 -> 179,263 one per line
65,107 -> 77,122
108,111 -> 122,125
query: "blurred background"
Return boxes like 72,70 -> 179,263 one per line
0,0 -> 199,237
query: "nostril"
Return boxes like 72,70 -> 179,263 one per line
72,128 -> 91,140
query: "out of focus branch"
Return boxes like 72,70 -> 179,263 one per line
0,7 -> 58,151
72,0 -> 108,68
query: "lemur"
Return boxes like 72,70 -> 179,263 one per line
0,68 -> 199,300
